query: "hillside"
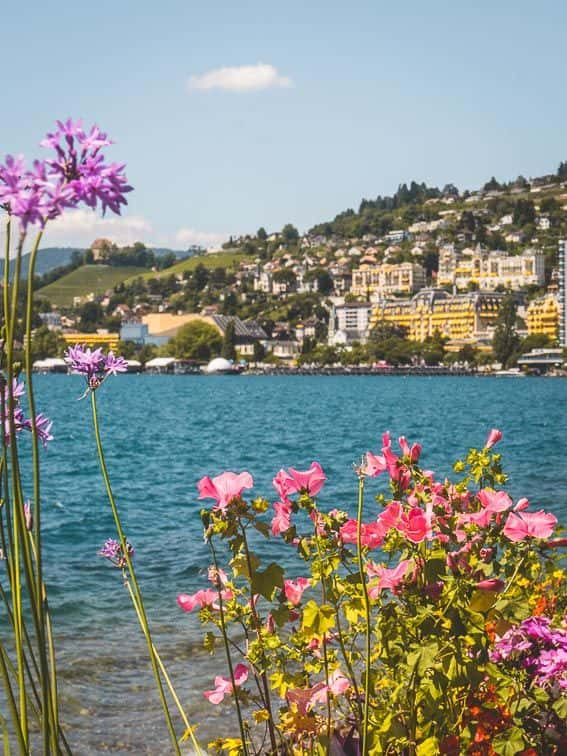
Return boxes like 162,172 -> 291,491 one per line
36,265 -> 147,307
125,249 -> 253,283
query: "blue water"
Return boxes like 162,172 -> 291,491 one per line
11,376 -> 567,751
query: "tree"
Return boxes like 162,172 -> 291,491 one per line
257,227 -> 268,241
30,326 -> 67,360
221,321 -> 237,361
168,321 -> 222,361
513,199 -> 536,227
253,341 -> 266,362
281,224 -> 299,243
492,295 -> 521,367
483,177 -> 502,191
79,301 -> 104,332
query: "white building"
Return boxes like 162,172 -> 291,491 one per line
328,301 -> 373,345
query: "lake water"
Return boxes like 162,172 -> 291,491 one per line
10,375 -> 567,752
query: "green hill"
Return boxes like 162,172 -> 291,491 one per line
125,249 -> 253,283
36,265 -> 147,307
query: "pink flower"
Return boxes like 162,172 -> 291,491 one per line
287,683 -> 327,714
327,669 -> 351,696
197,471 -> 253,512
477,489 -> 513,513
207,566 -> 229,587
399,507 -> 431,543
339,519 -> 384,549
284,577 -> 310,606
287,462 -> 326,497
377,501 -> 402,533
398,436 -> 422,463
503,510 -> 558,542
271,500 -> 293,536
367,559 -> 412,593
363,450 -> 387,477
475,578 -> 505,592
177,588 -> 233,612
273,469 -> 295,503
204,663 -> 248,704
485,428 -> 503,449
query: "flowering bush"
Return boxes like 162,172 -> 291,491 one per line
178,430 -> 566,755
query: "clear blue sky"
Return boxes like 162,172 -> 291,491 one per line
2,0 -> 566,249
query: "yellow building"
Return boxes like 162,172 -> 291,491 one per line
62,332 -> 120,351
526,295 -> 559,340
371,289 -> 502,349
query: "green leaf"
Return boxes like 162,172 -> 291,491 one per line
552,695 -> 567,720
230,551 -> 260,579
492,727 -> 525,755
416,736 -> 439,756
470,589 -> 500,613
253,520 -> 271,537
301,601 -> 336,639
250,562 -> 284,600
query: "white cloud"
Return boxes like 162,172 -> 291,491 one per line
187,63 -> 292,93
43,209 -> 153,248
174,227 -> 228,249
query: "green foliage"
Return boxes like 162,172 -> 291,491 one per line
191,437 -> 566,754
167,320 -> 222,361
30,325 -> 67,359
221,321 -> 237,361
492,294 -> 521,367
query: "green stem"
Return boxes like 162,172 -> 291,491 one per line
239,523 -> 278,753
209,539 -> 249,755
356,475 -> 371,756
313,527 -> 332,744
23,228 -> 56,754
89,390 -> 180,755
124,580 -> 203,755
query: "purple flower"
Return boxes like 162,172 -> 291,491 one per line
1,387 -> 53,449
104,352 -> 128,376
1,119 -> 132,232
65,345 -> 127,394
98,538 -> 134,568
491,615 -> 567,689
66,345 -> 105,380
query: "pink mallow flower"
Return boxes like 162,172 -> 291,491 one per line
204,663 -> 248,704
287,462 -> 326,497
398,507 -> 432,543
197,471 -> 253,512
367,558 -> 412,596
177,588 -> 233,612
271,500 -> 293,536
502,510 -> 558,542
477,489 -> 513,513
485,428 -> 503,449
284,577 -> 310,606
339,519 -> 384,549
286,669 -> 350,714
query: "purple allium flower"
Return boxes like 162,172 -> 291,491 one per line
1,382 -> 53,448
98,538 -> 134,568
1,119 -> 132,232
104,352 -> 128,376
65,345 -> 127,394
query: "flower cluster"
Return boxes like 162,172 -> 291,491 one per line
0,119 -> 131,231
66,345 -> 127,392
178,428 -> 566,754
98,538 -> 134,568
491,616 -> 567,690
1,378 -> 53,448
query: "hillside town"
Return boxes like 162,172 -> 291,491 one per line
26,168 -> 567,374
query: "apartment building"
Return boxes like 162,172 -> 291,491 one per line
437,247 -> 544,291
350,262 -> 426,297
